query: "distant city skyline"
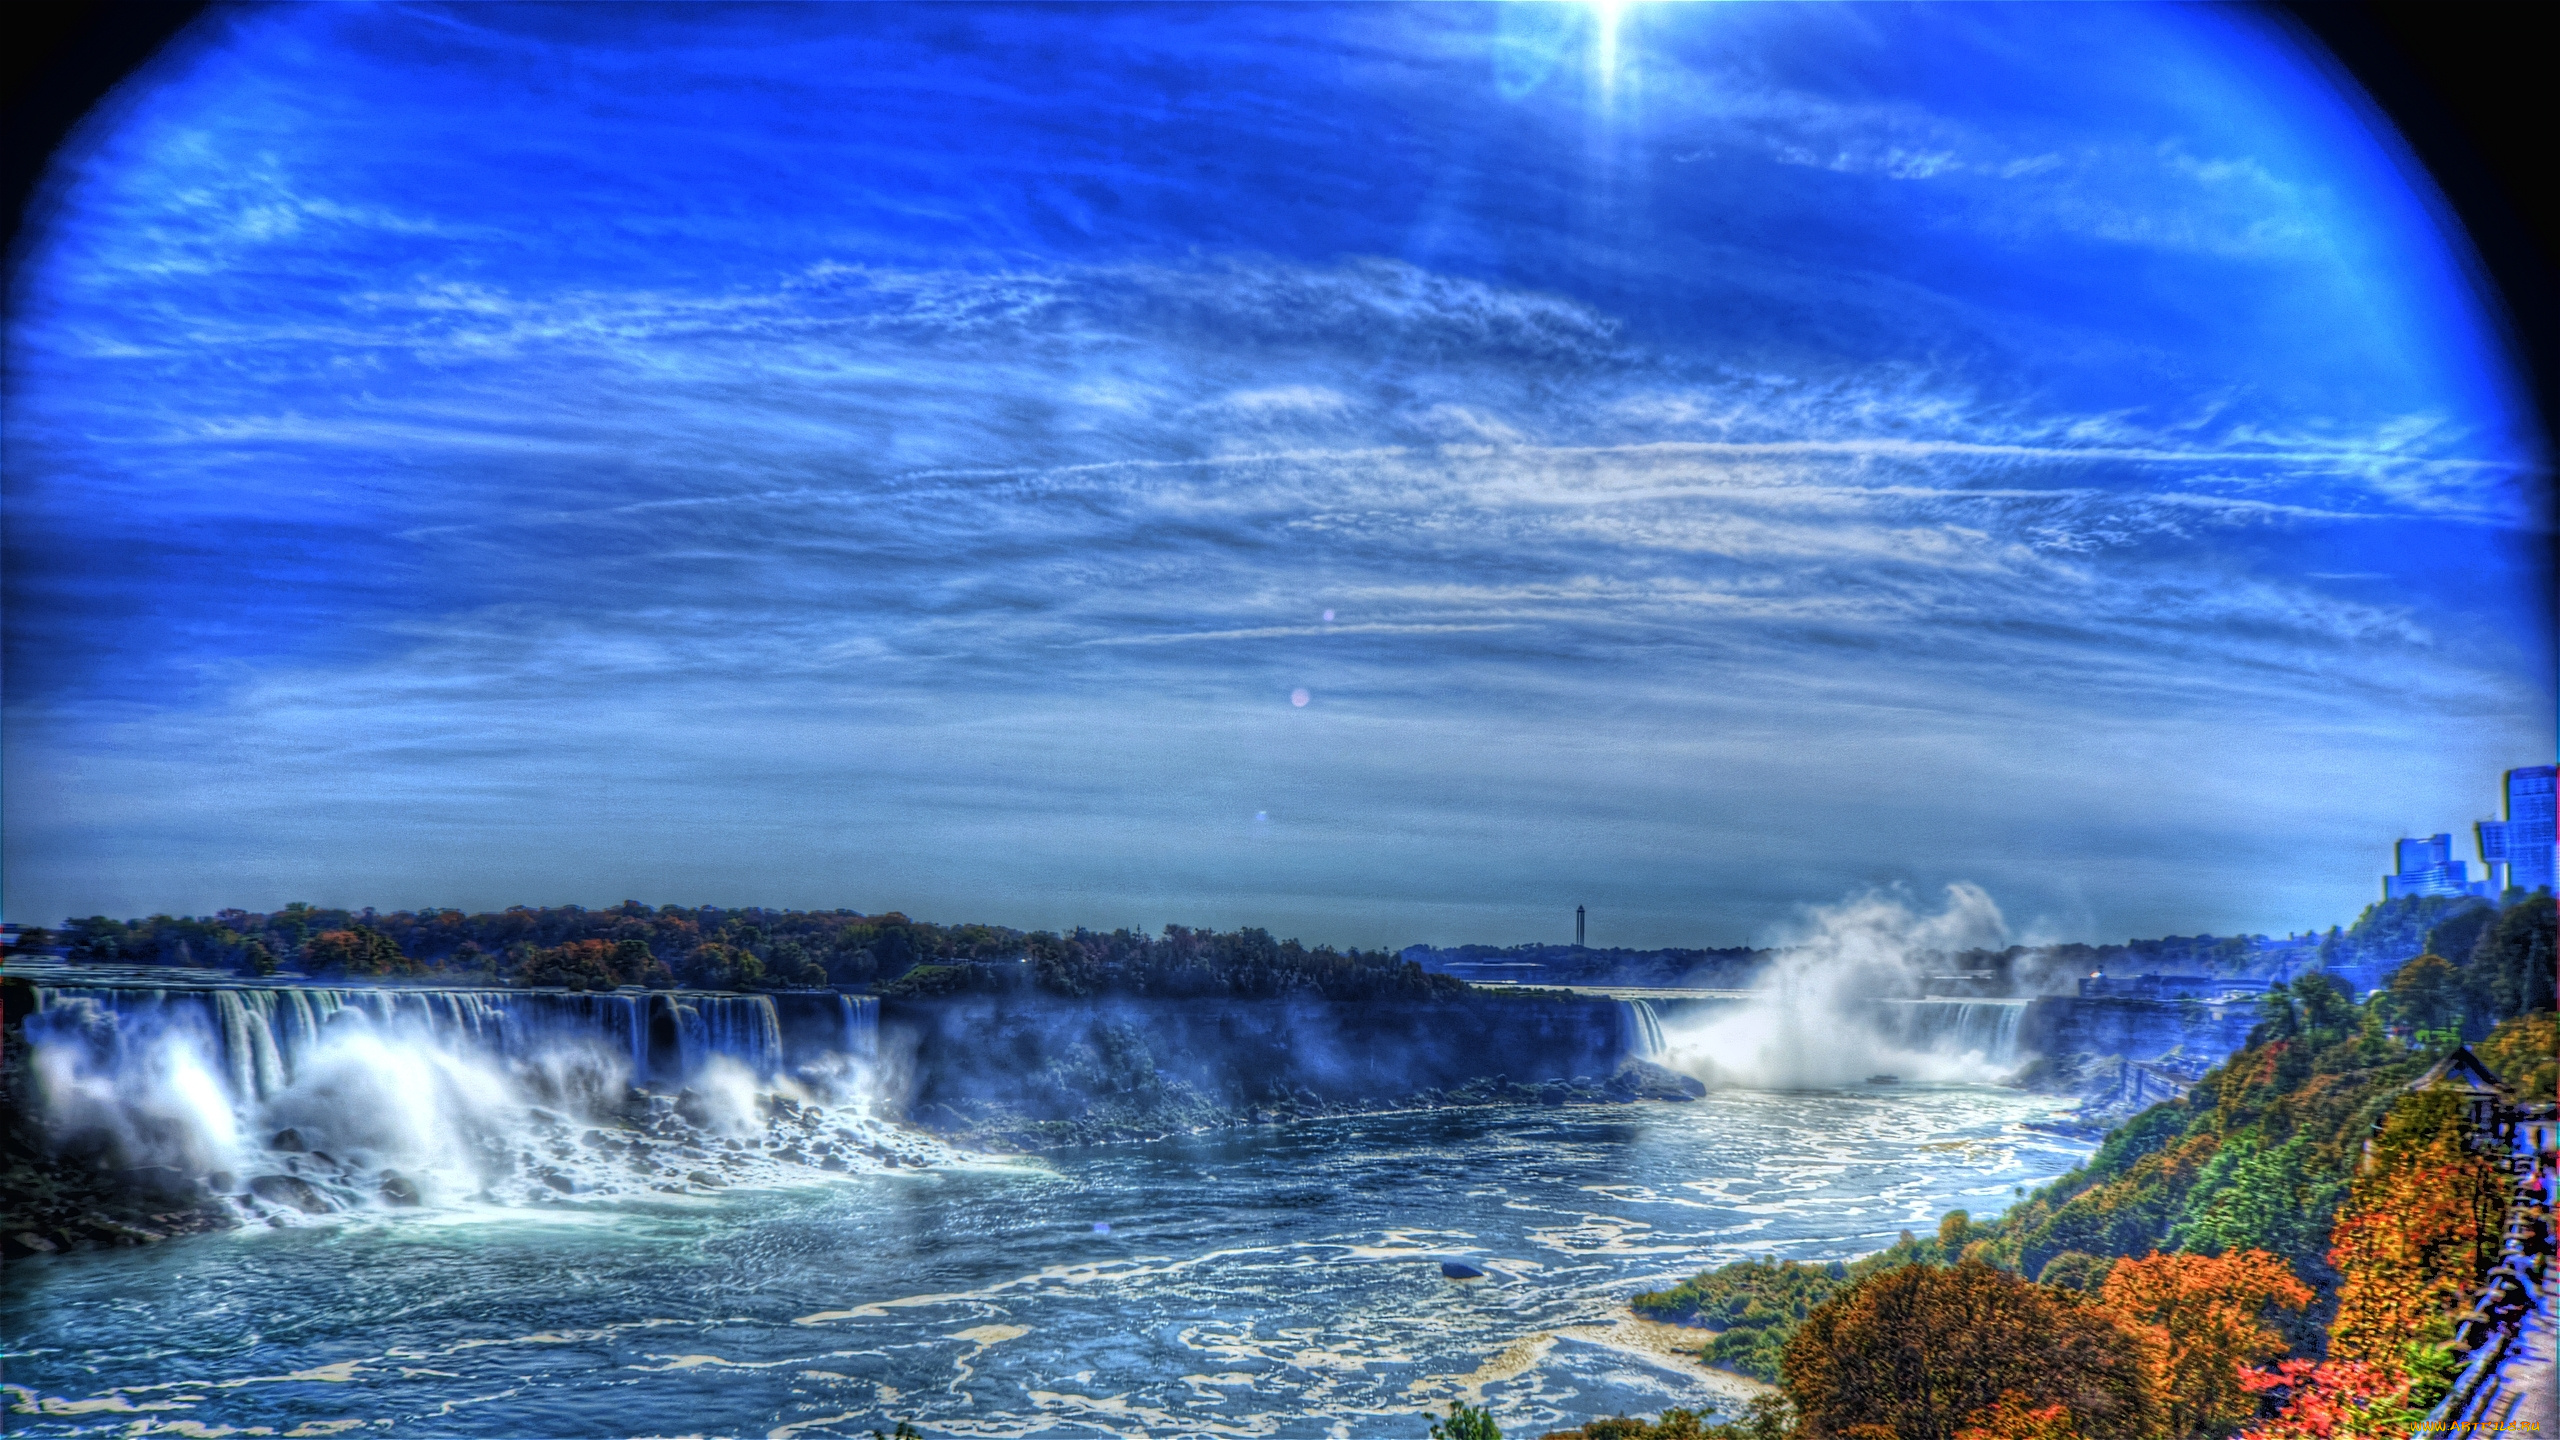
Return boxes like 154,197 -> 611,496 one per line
2477,763 -> 2560,896
3,7 -> 2550,950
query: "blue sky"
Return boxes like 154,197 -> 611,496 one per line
4,3 -> 2548,948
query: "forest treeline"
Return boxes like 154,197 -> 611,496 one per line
24,888 -> 2512,1004
19,901 -> 1459,1002
1593,890 -> 2555,1440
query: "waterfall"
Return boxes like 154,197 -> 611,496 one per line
14,978 -> 930,1217
1881,998 -> 2028,1065
840,995 -> 879,1059
27,982 -> 832,1112
668,993 -> 782,1076
1618,999 -> 1666,1061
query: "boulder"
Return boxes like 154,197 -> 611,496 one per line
268,1127 -> 310,1153
1612,1059 -> 1706,1102
378,1173 -> 422,1206
1440,1260 -> 1486,1280
247,1174 -> 330,1214
122,1165 -> 197,1199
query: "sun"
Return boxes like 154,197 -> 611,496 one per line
1588,0 -> 1633,86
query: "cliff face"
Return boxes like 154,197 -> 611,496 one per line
2017,995 -> 2261,1064
879,993 -> 1648,1144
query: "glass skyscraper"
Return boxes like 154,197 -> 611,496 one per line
2477,764 -> 2558,895
2384,832 -> 2493,899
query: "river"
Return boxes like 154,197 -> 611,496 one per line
3,1086 -> 2089,1439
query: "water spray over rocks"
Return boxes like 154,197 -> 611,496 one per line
0,977 -> 935,1256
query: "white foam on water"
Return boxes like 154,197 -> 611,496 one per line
20,983 -> 929,1223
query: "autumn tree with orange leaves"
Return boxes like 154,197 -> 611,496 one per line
1950,1396 -> 2082,1440
2324,1089 -> 2506,1372
1783,1262 -> 2156,1440
2091,1250 -> 2311,1440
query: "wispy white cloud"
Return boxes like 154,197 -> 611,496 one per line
3,3 -> 2544,942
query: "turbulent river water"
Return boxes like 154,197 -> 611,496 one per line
4,1087 -> 2089,1439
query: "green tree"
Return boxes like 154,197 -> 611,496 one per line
1432,1400 -> 1502,1440
2472,896 -> 2556,1018
2383,954 -> 2460,1033
2034,1252 -> 2115,1293
2421,903 -> 2497,977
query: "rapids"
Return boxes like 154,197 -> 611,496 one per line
2,1085 -> 2090,1438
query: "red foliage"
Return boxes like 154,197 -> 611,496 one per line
2239,1359 -> 2416,1440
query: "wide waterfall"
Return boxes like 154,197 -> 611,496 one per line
10,977 -> 913,1220
1879,997 -> 2030,1066
26,983 -> 875,1102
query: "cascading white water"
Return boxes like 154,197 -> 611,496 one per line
1885,998 -> 2030,1066
1617,999 -> 1666,1061
841,994 -> 879,1058
18,982 -> 922,1221
673,994 -> 783,1076
28,985 -> 799,1098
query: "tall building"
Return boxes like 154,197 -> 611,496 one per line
1575,905 -> 1586,948
2384,832 -> 2494,900
2478,764 -> 2559,894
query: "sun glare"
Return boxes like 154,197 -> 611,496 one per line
1590,0 -> 1629,83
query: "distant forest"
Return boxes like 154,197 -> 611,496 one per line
14,902 -> 1459,1002
13,887 -> 2538,1002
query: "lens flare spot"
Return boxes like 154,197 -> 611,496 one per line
1290,688 -> 1310,707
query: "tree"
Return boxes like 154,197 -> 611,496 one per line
1950,1396 -> 2079,1440
302,924 -> 411,976
2239,1359 -> 2425,1440
2420,903 -> 2497,978
1536,1401 -> 1795,1440
2382,954 -> 2460,1034
611,938 -> 674,987
682,943 -> 764,990
1783,1263 -> 2156,1440
2325,1090 -> 2506,1373
2160,1135 -> 2316,1270
2478,1012 -> 2558,1100
2092,1250 -> 2310,1440
1432,1401 -> 1502,1440
2471,897 -> 2556,1019
2033,1253 -> 2114,1294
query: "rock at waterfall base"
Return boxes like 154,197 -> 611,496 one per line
247,1174 -> 331,1214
